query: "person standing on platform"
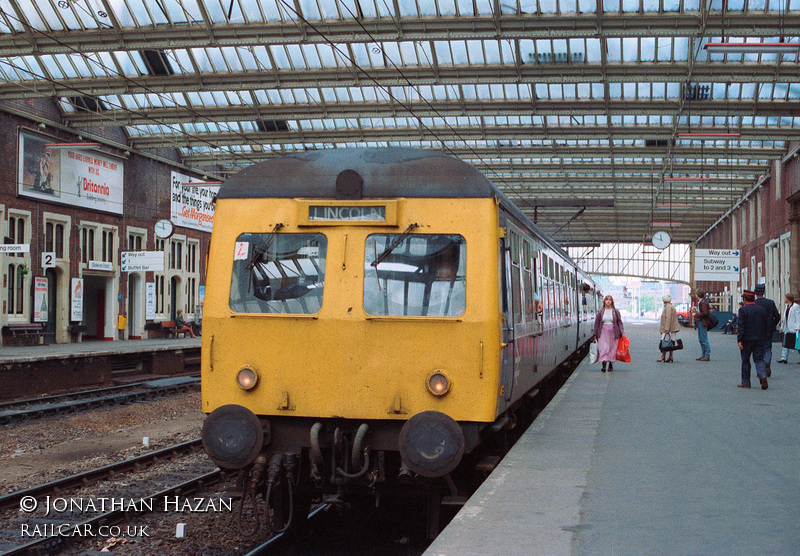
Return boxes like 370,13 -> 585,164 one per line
691,289 -> 712,361
777,293 -> 800,364
593,294 -> 624,373
737,289 -> 770,390
753,283 -> 781,377
658,294 -> 680,363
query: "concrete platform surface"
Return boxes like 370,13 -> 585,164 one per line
0,336 -> 201,363
425,321 -> 800,556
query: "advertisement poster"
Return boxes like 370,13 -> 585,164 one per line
171,171 -> 218,233
71,278 -> 84,322
18,132 -> 124,214
34,277 -> 48,323
146,282 -> 156,320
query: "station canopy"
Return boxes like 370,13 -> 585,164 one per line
0,0 -> 799,246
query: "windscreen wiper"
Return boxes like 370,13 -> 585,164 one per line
246,223 -> 284,270
370,223 -> 419,267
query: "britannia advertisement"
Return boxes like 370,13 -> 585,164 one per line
71,278 -> 84,322
18,132 -> 124,214
171,171 -> 218,233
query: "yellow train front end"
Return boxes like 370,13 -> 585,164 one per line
201,195 -> 504,483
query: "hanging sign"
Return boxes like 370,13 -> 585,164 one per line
695,248 -> 740,281
121,251 -> 165,272
0,244 -> 30,253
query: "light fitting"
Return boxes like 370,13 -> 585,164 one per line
663,177 -> 710,182
676,133 -> 741,139
704,42 -> 800,54
44,142 -> 99,148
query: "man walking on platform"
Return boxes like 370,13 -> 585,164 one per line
737,289 -> 770,390
692,289 -> 712,361
754,283 -> 781,377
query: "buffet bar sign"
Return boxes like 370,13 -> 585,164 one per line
121,251 -> 165,272
171,171 -> 218,233
18,132 -> 124,215
695,248 -> 740,281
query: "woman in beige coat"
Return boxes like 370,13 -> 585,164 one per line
659,294 -> 681,362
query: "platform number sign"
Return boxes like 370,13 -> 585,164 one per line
42,252 -> 56,269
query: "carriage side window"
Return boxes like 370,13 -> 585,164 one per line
230,233 -> 327,314
364,234 -> 465,317
522,240 -> 535,322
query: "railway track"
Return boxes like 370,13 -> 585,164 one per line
0,438 -> 217,555
0,377 -> 199,425
242,504 -> 331,556
0,439 -> 203,511
2,469 -> 224,555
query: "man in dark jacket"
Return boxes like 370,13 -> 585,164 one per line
754,283 -> 781,377
737,289 -> 770,389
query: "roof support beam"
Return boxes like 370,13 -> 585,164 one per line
0,13 -> 798,56
2,63 -> 799,100
62,98 -> 800,127
127,125 -> 800,150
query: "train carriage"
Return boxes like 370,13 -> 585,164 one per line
200,147 -> 598,533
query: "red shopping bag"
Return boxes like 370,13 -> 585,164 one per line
616,335 -> 632,363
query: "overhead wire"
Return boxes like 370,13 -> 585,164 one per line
0,6 -> 268,173
273,0 -> 563,230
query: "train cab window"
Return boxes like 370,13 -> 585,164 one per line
364,234 -> 465,317
229,233 -> 327,314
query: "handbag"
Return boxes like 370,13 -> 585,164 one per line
784,332 -> 797,349
589,341 -> 598,364
616,335 -> 631,363
707,311 -> 720,329
658,338 -> 683,352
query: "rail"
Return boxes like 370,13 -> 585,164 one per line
0,439 -> 203,511
0,377 -> 200,425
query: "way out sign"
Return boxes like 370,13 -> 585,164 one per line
695,248 -> 740,281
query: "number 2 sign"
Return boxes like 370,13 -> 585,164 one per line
42,252 -> 56,269
234,242 -> 249,260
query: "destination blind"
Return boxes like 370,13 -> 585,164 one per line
308,205 -> 386,222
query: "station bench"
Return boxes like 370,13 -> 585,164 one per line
160,320 -> 184,339
2,323 -> 54,346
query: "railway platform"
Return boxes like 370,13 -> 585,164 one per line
425,321 -> 800,555
0,338 -> 201,401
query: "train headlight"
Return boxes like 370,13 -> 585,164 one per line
427,370 -> 451,396
236,366 -> 259,390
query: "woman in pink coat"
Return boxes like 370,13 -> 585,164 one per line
593,295 -> 624,372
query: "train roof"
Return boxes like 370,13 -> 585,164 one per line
218,147 -> 493,200
218,147 -> 576,265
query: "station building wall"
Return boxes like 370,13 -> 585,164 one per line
0,100 -> 211,345
697,147 -> 799,311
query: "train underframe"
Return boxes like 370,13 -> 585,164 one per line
206,349 -> 588,540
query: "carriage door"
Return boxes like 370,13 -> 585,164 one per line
500,233 -> 517,406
